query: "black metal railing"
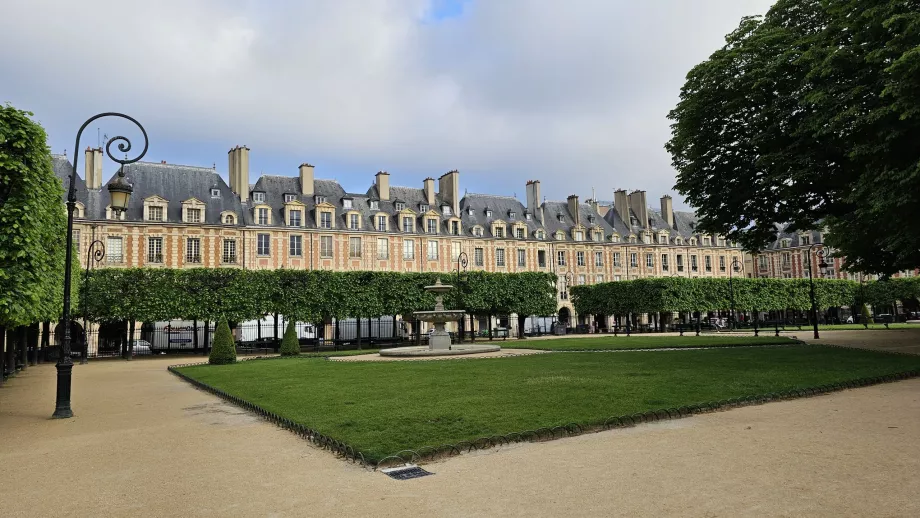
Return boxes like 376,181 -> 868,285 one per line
186,254 -> 202,263
147,253 -> 163,263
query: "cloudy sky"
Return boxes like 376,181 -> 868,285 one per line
1,0 -> 774,208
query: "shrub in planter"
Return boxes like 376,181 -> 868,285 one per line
279,320 -> 300,356
209,319 -> 236,365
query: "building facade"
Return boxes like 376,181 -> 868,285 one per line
57,146 -> 746,323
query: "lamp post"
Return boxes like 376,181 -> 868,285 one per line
53,113 -> 146,419
454,251 -> 469,342
562,270 -> 574,333
728,257 -> 741,330
806,244 -> 829,340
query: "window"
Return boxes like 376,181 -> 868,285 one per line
675,237 -> 683,245
574,231 -> 584,242
349,213 -> 360,230
486,210 -> 493,218
321,236 -> 333,258
402,216 -> 414,233
613,252 -> 622,267
717,237 -> 725,247
148,237 -> 163,263
420,204 -> 429,213
555,231 -> 565,241
705,256 -> 712,272
577,274 -> 586,285
781,239 -> 791,248
536,230 -> 545,240
451,242 -> 461,261
72,229 -> 80,251
224,214 -> 235,224
257,234 -> 270,256
377,215 -> 387,231
427,240 -> 439,260
538,250 -> 547,268
377,238 -> 389,259
211,188 -> 221,198
703,236 -> 711,246
289,209 -> 302,227
494,226 -> 505,239
630,253 -> 638,268
258,208 -> 269,225
186,238 -> 201,263
403,239 -> 415,260
595,274 -> 605,283
643,234 -> 651,244
451,220 -> 460,236
577,251 -> 586,267
515,227 -> 525,239
343,198 -> 353,209
427,219 -> 438,234
595,251 -> 603,267
395,202 -> 405,211
801,235 -> 810,245
781,252 -> 791,267
758,256 -> 768,269
557,251 -> 566,266
691,255 -> 699,271
557,214 -> 565,223
149,206 -> 164,221
349,237 -> 362,258
285,194 -> 297,203
290,235 -> 303,256
320,212 -> 332,229
106,236 -> 123,264
719,256 -> 726,271
611,235 -> 620,243
370,200 -> 379,210
187,208 -> 202,223
517,249 -> 526,267
677,254 -> 684,271
252,192 -> 265,203
314,195 -> 326,204
218,239 -> 235,263
474,247 -> 484,266
662,254 -> 669,271
443,206 -> 452,216
496,248 -> 506,267
509,211 -> 516,220
467,207 -> 474,216
473,227 -> 483,237
525,212 -> 532,220
593,231 -> 602,243
646,253 -> 654,268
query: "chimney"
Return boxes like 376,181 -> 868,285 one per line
567,194 -> 580,223
376,171 -> 390,201
628,190 -> 648,229
438,170 -> 460,215
299,163 -> 315,196
85,147 -> 103,189
588,198 -> 600,215
423,177 -> 436,205
227,146 -> 250,202
660,195 -> 674,228
526,180 -> 543,224
613,189 -> 629,226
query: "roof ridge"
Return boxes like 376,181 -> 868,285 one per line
466,193 -> 518,200
135,160 -> 216,172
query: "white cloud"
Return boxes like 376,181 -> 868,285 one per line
1,0 -> 774,207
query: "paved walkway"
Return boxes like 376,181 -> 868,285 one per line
1,331 -> 918,517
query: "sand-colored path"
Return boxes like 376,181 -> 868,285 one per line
1,333 -> 918,517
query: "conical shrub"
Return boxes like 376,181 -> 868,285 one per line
208,319 -> 237,365
860,303 -> 874,325
279,320 -> 300,356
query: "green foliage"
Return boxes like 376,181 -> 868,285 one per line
0,105 -> 69,327
81,269 -> 558,323
860,304 -> 874,325
279,320 -> 300,356
666,0 -> 920,275
208,319 -> 236,365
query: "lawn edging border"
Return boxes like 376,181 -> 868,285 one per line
503,338 -> 804,353
167,348 -> 919,470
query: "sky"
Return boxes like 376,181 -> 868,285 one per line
1,0 -> 775,209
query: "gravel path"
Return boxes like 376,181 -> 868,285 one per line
1,330 -> 918,517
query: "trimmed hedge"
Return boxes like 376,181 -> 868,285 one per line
208,319 -> 236,365
279,320 -> 300,356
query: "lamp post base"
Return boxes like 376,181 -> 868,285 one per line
52,358 -> 74,419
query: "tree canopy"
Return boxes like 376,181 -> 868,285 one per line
666,0 -> 920,275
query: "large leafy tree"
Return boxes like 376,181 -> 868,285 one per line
666,0 -> 920,274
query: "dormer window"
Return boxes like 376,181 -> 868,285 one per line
536,230 -> 545,240
370,200 -> 379,210
643,233 -> 652,244
588,215 -> 595,223
486,210 -> 493,218
315,195 -> 327,204
252,192 -> 265,203
675,237 -> 683,245
611,234 -> 620,243
395,202 -> 406,211
801,235 -> 810,245
593,231 -> 602,242
525,212 -> 532,220
781,239 -> 791,248
555,231 -> 565,241
284,194 -> 297,203
420,204 -> 429,212
703,236 -> 712,246
341,198 -> 352,209
574,231 -> 584,242
473,226 -> 483,237
211,189 -> 221,198
515,227 -> 525,239
467,207 -> 474,216
557,214 -> 564,222
509,211 -> 516,220
659,234 -> 668,244
148,206 -> 164,222
224,214 -> 235,224
442,205 -> 451,216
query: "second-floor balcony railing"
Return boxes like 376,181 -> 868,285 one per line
186,255 -> 202,263
147,254 -> 163,264
107,255 -> 124,264
222,255 -> 237,264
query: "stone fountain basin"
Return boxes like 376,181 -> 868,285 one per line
413,310 -> 466,322
379,344 -> 501,357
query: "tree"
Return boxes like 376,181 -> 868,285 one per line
279,320 -> 300,356
0,105 -> 68,328
666,0 -> 920,275
208,319 -> 236,365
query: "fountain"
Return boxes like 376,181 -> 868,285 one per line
380,278 -> 501,357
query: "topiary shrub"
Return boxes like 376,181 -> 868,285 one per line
279,320 -> 300,356
209,319 -> 237,365
860,304 -> 874,327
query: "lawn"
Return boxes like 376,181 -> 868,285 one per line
817,323 -> 917,331
502,335 -> 796,351
176,345 -> 920,463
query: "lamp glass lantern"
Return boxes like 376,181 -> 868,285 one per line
107,167 -> 133,213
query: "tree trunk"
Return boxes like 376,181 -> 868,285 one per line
0,325 -> 6,384
126,320 -> 136,360
274,313 -> 279,349
18,326 -> 27,370
193,319 -> 199,352
517,316 -> 526,339
488,315 -> 493,341
28,323 -> 39,366
391,315 -> 398,344
356,315 -> 362,349
203,321 -> 210,355
257,317 -> 262,340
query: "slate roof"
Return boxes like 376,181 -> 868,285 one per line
541,200 -> 616,241
457,194 -> 541,238
763,224 -> 824,250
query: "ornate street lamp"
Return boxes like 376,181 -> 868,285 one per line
728,257 -> 742,330
454,251 -> 469,342
806,244 -> 829,340
54,113 -> 146,419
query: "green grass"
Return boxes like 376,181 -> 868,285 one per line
502,335 -> 796,351
816,323 -> 916,331
176,345 -> 920,462
299,348 -> 381,357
